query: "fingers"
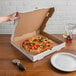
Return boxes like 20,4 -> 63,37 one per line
15,12 -> 19,17
14,12 -> 20,20
13,12 -> 19,17
13,12 -> 20,24
9,12 -> 20,21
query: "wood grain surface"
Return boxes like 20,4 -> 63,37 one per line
0,34 -> 76,76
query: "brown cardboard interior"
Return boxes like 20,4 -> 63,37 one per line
12,7 -> 62,48
14,8 -> 50,37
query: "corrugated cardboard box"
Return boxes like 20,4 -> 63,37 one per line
11,8 -> 65,62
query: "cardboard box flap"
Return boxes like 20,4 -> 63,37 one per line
13,8 -> 54,38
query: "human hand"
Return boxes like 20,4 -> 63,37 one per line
0,12 -> 19,24
9,12 -> 19,21
9,12 -> 19,24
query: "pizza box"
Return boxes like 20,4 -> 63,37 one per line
11,7 -> 65,62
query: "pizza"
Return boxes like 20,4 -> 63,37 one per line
22,36 -> 54,54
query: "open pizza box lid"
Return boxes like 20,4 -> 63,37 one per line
11,7 -> 65,62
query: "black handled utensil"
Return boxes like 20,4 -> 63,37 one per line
12,59 -> 26,71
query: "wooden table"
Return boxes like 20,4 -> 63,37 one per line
0,34 -> 76,76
